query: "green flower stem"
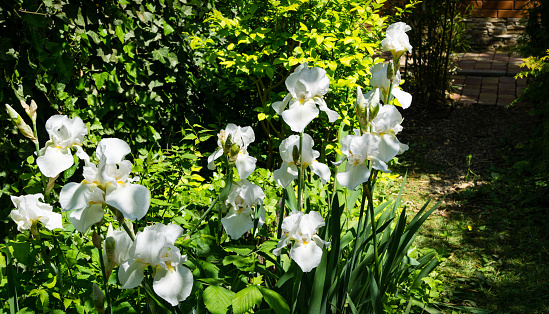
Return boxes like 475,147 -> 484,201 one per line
94,225 -> 112,313
366,171 -> 381,284
218,155 -> 233,245
120,219 -> 136,242
187,195 -> 219,236
31,119 -> 49,200
297,132 -> 304,212
52,231 -> 83,305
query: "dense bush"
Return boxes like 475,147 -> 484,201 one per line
519,0 -> 549,57
400,0 -> 470,108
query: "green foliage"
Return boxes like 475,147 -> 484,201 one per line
191,0 -> 389,167
518,0 -> 549,57
402,0 -> 471,108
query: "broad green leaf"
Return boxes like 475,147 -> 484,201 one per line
232,285 -> 263,314
115,24 -> 125,43
259,287 -> 289,314
92,72 -> 109,90
152,48 -> 170,64
203,285 -> 234,314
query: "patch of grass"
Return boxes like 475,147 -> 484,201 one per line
397,165 -> 549,313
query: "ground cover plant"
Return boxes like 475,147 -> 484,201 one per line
1,2 -> 449,310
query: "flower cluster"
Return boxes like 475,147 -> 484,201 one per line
60,138 -> 151,232
111,223 -> 194,306
273,211 -> 330,272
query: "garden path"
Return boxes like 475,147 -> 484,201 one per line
450,51 -> 527,107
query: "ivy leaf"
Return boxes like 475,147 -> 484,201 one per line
115,24 -> 125,43
203,285 -> 234,314
232,285 -> 263,314
92,72 -> 109,90
152,47 -> 170,64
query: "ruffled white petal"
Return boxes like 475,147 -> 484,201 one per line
39,210 -> 63,231
153,265 -> 193,306
309,161 -> 331,185
290,240 -> 323,272
207,148 -> 223,170
59,182 -> 94,211
315,98 -> 339,122
36,145 -> 75,178
273,163 -> 298,188
105,184 -> 150,221
299,211 -> 325,237
119,261 -> 145,289
377,134 -> 401,163
235,153 -> 257,179
69,203 -> 104,233
272,94 -> 292,114
336,163 -> 371,190
96,138 -> 131,164
281,99 -> 319,133
391,88 -> 412,109
222,209 -> 254,240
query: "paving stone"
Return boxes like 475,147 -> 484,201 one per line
478,95 -> 497,105
497,97 -> 514,107
465,76 -> 483,84
483,77 -> 499,84
491,65 -> 507,71
482,85 -> 498,91
499,89 -> 516,96
452,75 -> 466,80
475,63 -> 492,69
463,88 -> 481,96
516,77 -> 528,86
499,76 -> 516,82
499,82 -> 516,89
460,96 -> 477,104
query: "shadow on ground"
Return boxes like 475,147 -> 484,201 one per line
395,102 -> 549,313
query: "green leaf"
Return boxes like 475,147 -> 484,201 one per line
232,285 -> 263,314
152,47 -> 170,64
92,72 -> 109,90
259,287 -> 289,314
203,285 -> 234,314
265,67 -> 274,79
115,24 -> 125,43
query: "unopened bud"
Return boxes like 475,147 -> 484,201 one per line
229,143 -> 240,162
292,145 -> 300,167
223,134 -> 233,155
92,230 -> 102,249
386,61 -> 395,82
104,236 -> 115,278
93,283 -> 105,314
5,104 -> 37,143
20,100 -> 37,123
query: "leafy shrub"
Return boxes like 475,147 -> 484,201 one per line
401,0 -> 471,108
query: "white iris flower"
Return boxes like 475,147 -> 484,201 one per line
336,133 -> 390,190
272,63 -> 338,132
118,223 -> 193,306
221,179 -> 266,240
381,22 -> 413,61
273,133 -> 330,188
36,115 -> 89,178
208,124 -> 257,179
10,193 -> 63,232
273,211 -> 330,272
369,63 -> 412,109
59,138 -> 150,232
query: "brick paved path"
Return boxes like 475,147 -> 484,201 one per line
450,52 -> 527,107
